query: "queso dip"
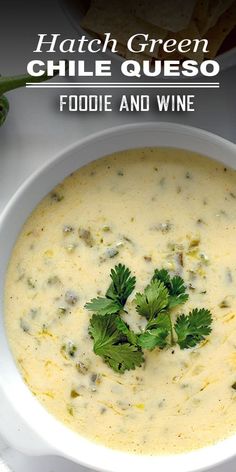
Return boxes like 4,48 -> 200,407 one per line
4,148 -> 236,454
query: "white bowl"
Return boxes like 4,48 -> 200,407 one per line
0,123 -> 236,472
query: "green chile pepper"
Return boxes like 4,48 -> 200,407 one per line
0,95 -> 9,126
0,69 -> 60,126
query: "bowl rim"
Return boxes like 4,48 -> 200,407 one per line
1,122 -> 236,472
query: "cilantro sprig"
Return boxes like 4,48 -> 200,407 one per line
85,264 -> 213,373
106,264 -> 136,306
152,268 -> 189,308
85,263 -> 136,315
174,308 -> 212,349
89,313 -> 143,373
135,280 -> 169,320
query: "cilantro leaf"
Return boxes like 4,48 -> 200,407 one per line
106,263 -> 136,306
85,264 -> 135,316
115,317 -> 138,345
152,268 -> 171,287
101,344 -> 143,373
174,308 -> 213,349
85,297 -> 121,316
138,328 -> 169,350
138,312 -> 172,350
135,280 -> 169,321
89,314 -> 143,373
147,311 -> 172,331
89,313 -> 121,348
153,269 -> 189,308
169,276 -> 189,308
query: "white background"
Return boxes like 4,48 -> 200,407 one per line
1,0 -> 236,470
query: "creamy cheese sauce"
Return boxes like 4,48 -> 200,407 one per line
4,147 -> 236,455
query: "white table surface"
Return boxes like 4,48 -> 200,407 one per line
1,1 -> 236,470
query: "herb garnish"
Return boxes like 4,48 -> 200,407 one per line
152,268 -> 189,308
85,263 -> 136,315
85,264 -> 213,373
89,313 -> 143,373
174,309 -> 212,349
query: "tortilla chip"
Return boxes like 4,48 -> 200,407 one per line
129,0 -> 197,32
205,2 -> 236,58
202,0 -> 235,34
193,0 -> 210,34
158,22 -> 204,63
157,46 -> 183,61
116,43 -> 128,58
125,50 -> 153,64
177,21 -> 204,62
98,38 -> 150,63
82,0 -> 167,58
95,36 -> 127,59
78,0 -> 90,14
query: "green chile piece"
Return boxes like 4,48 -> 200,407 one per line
0,66 -> 63,126
0,95 -> 9,126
